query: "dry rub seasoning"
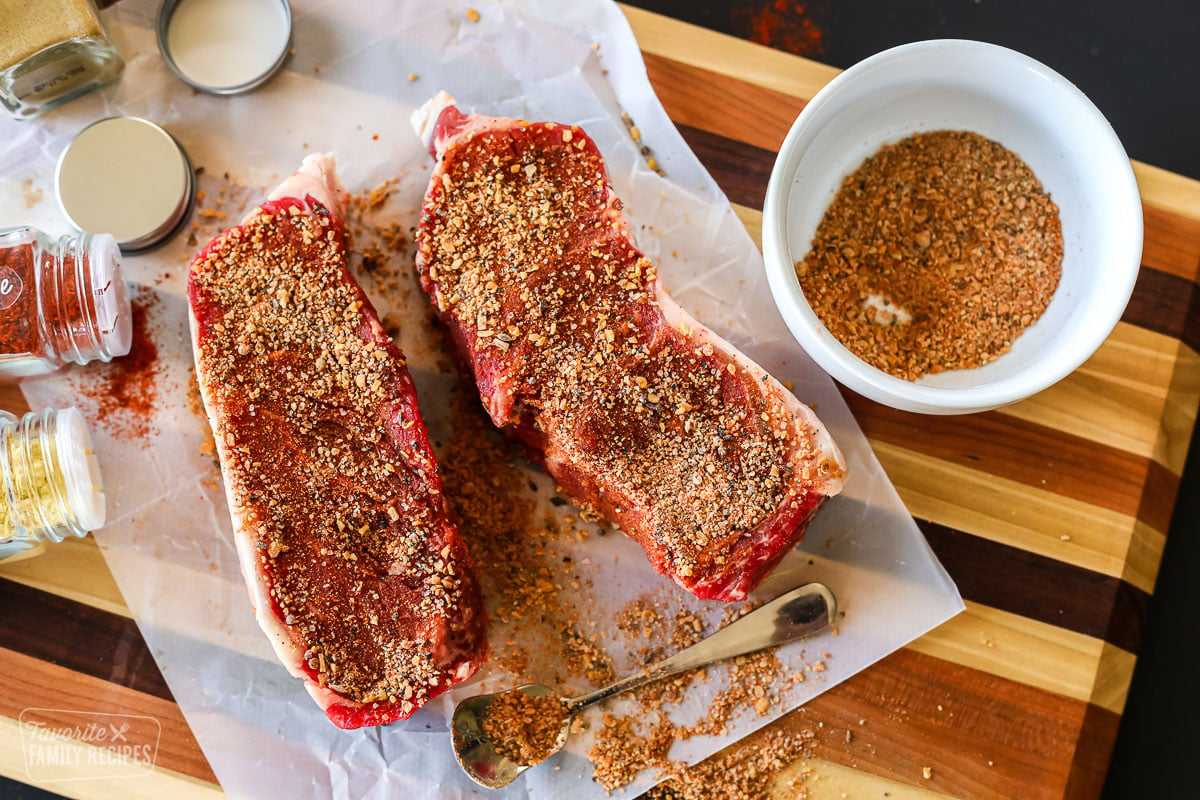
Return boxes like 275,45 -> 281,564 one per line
481,691 -> 567,766
332,182 -> 821,789
796,130 -> 1063,380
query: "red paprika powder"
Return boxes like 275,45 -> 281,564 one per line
0,226 -> 131,380
0,240 -> 40,357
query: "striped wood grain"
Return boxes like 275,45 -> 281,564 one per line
0,575 -> 1116,800
618,7 -> 1197,799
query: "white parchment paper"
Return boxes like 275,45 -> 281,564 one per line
0,1 -> 964,797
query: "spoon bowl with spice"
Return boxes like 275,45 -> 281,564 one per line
763,40 -> 1142,414
450,581 -> 836,788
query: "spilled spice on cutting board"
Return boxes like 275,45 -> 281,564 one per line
796,129 -> 1063,380
734,0 -> 826,57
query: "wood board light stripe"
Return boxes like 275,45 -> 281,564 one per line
0,5 -> 1196,800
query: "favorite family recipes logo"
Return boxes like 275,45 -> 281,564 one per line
19,709 -> 161,782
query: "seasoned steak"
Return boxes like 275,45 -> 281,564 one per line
188,154 -> 485,729
412,95 -> 846,602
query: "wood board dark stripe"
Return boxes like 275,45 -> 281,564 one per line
917,521 -> 1149,655
1128,266 -> 1200,354
1063,703 -> 1123,800
1103,581 -> 1154,658
839,391 -> 1165,526
0,578 -> 173,703
675,120 -> 775,209
1138,461 -> 1183,550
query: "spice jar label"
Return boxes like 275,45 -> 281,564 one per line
10,53 -> 91,103
0,265 -> 24,311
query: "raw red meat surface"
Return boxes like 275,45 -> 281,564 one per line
413,95 -> 846,602
189,154 -> 485,729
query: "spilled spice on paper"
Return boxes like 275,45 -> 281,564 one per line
436,389 -> 615,690
74,293 -> 162,439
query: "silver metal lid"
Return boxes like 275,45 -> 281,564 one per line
54,117 -> 195,253
158,0 -> 293,95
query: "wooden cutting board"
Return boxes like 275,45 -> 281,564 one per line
1,6 -> 1197,799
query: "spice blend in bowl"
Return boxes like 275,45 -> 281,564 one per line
762,40 -> 1143,414
796,130 -> 1063,381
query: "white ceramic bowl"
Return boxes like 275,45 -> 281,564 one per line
762,40 -> 1143,414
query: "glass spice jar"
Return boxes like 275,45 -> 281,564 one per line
0,406 -> 105,565
0,0 -> 124,119
0,226 -> 131,381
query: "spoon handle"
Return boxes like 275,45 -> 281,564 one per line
566,582 -> 836,712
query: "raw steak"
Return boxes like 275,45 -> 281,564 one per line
412,94 -> 846,602
188,154 -> 485,729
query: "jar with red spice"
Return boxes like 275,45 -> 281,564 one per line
0,226 -> 131,380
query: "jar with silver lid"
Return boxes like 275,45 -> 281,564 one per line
56,117 -> 196,253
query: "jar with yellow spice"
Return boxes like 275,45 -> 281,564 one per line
0,0 -> 124,119
0,407 -> 105,565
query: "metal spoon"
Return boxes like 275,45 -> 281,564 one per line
451,581 -> 837,789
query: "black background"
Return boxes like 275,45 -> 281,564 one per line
3,2 -> 1196,798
